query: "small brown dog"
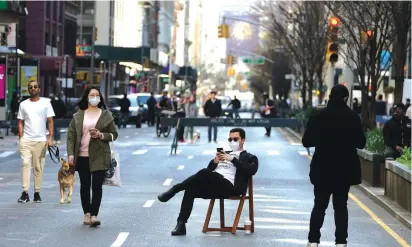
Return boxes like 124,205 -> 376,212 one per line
58,158 -> 75,204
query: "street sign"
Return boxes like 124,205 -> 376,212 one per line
241,56 -> 265,65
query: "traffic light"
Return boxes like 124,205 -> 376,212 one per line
94,26 -> 98,41
327,17 -> 339,63
144,57 -> 150,68
226,55 -> 236,65
218,24 -> 229,38
227,66 -> 235,77
361,30 -> 373,44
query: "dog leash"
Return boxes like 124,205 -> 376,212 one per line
48,145 -> 60,164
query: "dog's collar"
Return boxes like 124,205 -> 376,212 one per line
62,170 -> 70,177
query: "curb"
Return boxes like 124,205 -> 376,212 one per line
356,184 -> 411,229
284,126 -> 411,229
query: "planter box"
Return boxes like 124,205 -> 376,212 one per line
357,149 -> 385,187
385,160 -> 411,212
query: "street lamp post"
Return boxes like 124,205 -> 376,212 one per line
90,9 -> 95,85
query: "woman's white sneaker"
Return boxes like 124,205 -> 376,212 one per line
307,243 -> 318,247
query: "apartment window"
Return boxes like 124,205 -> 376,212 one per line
59,1 -> 63,22
46,1 -> 51,18
45,32 -> 50,46
52,34 -> 56,47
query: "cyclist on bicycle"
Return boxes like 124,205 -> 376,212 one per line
156,91 -> 174,130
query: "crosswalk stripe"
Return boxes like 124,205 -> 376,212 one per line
187,155 -> 194,159
202,150 -> 215,155
163,178 -> 173,186
0,151 -> 15,157
143,200 -> 155,208
267,151 -> 280,155
177,165 -> 184,170
133,149 -> 148,155
298,151 -> 308,155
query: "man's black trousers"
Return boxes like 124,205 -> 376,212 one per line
308,185 -> 350,244
174,168 -> 235,223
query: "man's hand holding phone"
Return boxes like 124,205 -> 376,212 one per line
215,148 -> 233,162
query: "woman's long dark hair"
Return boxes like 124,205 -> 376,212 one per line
77,86 -> 107,110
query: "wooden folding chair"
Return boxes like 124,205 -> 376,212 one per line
202,177 -> 254,234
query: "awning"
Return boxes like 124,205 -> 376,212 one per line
0,46 -> 25,55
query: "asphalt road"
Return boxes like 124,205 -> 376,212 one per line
0,124 -> 410,247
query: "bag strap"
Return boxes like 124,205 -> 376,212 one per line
109,133 -> 116,153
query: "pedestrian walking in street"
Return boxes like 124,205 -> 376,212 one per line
157,128 -> 258,236
50,94 -> 66,145
118,93 -> 131,128
261,92 -> 276,137
184,95 -> 199,143
302,84 -> 366,247
203,91 -> 222,143
17,80 -> 55,203
383,103 -> 411,159
66,86 -> 118,227
146,92 -> 157,126
228,96 -> 241,119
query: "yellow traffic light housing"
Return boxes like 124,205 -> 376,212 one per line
327,17 -> 339,63
94,26 -> 98,41
231,56 -> 236,64
225,55 -> 236,65
218,24 -> 229,38
227,66 -> 235,77
144,57 -> 150,68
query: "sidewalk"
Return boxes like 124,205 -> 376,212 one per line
284,127 -> 411,229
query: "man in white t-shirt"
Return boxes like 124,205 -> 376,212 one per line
17,80 -> 55,203
157,128 -> 259,236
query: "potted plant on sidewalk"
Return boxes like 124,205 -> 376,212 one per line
357,128 -> 386,187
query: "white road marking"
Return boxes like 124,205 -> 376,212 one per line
0,178 -> 3,180
188,155 -> 194,159
124,136 -> 129,139
110,232 -> 130,247
267,150 -> 280,155
163,178 -> 173,186
133,149 -> 148,155
298,151 -> 308,155
167,150 -> 182,155
202,150 -> 215,155
143,200 -> 155,208
291,143 -> 301,146
177,165 -> 184,170
0,151 -> 15,157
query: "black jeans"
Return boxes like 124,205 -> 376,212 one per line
265,127 -> 271,136
148,109 -> 155,126
208,125 -> 218,142
174,169 -> 235,223
76,157 -> 106,217
308,185 -> 350,244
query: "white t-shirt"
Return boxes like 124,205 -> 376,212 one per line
17,97 -> 55,141
214,151 -> 241,185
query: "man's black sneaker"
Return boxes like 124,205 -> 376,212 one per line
18,191 -> 30,203
33,192 -> 42,203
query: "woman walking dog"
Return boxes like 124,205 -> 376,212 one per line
66,86 -> 118,227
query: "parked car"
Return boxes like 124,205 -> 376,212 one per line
108,93 -> 151,128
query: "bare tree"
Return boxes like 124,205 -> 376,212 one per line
326,1 -> 394,130
389,1 -> 411,103
253,1 -> 329,108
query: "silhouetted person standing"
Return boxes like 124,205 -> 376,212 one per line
146,92 -> 157,126
303,84 -> 366,247
119,94 -> 131,128
203,91 -> 222,143
228,96 -> 241,119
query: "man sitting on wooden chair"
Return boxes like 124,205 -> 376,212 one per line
157,128 -> 258,236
